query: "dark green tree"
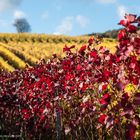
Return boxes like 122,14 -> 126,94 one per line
13,18 -> 31,33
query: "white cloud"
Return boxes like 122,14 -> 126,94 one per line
41,12 -> 49,20
54,15 -> 90,35
97,0 -> 116,4
0,0 -> 22,12
14,10 -> 26,19
117,5 -> 128,19
76,15 -> 89,28
54,16 -> 74,35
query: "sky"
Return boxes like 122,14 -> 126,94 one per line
0,0 -> 140,36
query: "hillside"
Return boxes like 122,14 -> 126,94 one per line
88,26 -> 140,39
0,33 -> 117,72
88,29 -> 120,38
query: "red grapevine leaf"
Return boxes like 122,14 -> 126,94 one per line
118,20 -> 128,26
127,25 -> 136,33
125,14 -> 137,23
125,123 -> 136,140
118,30 -> 127,40
134,93 -> 140,106
98,114 -> 106,125
79,45 -> 86,53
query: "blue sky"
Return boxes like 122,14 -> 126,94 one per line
0,0 -> 140,36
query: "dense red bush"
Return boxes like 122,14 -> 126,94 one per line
0,14 -> 140,140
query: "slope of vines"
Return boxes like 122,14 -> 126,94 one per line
0,35 -> 116,72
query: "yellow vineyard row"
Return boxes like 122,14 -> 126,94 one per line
1,42 -> 38,66
0,56 -> 15,72
0,33 -> 89,44
0,44 -> 26,69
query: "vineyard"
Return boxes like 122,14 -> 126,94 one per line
0,34 -> 116,72
0,14 -> 140,140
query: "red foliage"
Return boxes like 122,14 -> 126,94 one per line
118,29 -> 126,40
98,114 -> 106,125
0,13 -> 140,139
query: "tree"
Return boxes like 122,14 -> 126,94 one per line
13,18 -> 31,33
